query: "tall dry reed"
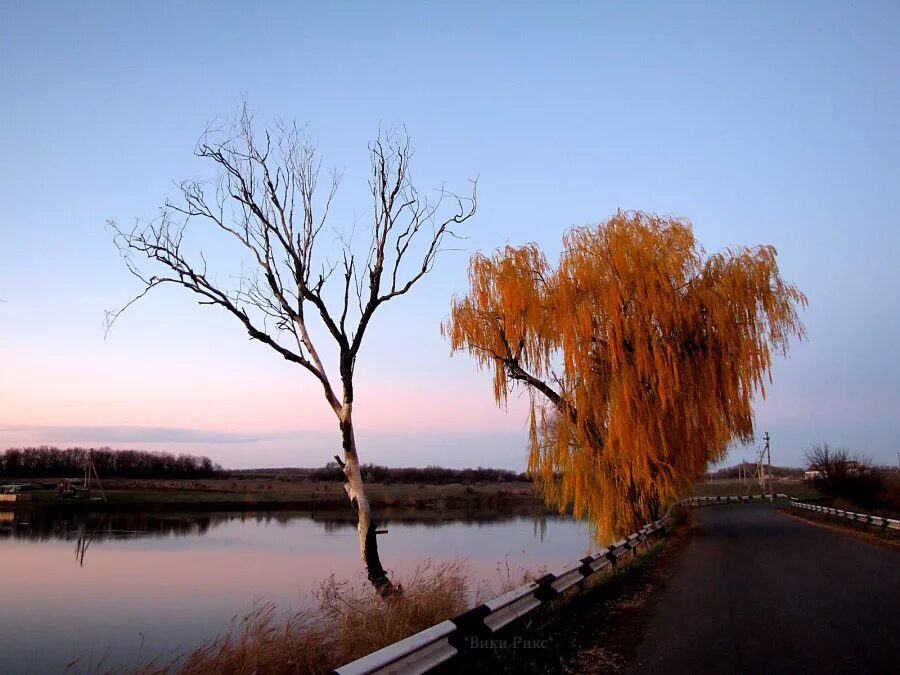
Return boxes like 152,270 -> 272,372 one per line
132,559 -> 469,675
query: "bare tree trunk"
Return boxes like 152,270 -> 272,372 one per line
107,115 -> 475,594
339,407 -> 397,598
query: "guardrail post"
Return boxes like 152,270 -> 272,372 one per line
532,573 -> 560,603
448,604 -> 491,652
605,546 -> 621,570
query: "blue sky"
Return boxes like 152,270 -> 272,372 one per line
1,1 -> 898,469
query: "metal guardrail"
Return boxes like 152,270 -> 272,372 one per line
790,499 -> 900,532
687,493 -> 789,506
334,517 -> 674,674
333,493 -> 790,675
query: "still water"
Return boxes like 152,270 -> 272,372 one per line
0,508 -> 594,673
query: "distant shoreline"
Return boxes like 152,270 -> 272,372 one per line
1,476 -> 548,514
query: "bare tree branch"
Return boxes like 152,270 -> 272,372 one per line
107,109 -> 476,596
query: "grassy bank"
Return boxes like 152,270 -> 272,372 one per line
123,560 -> 470,675
10,477 -> 544,512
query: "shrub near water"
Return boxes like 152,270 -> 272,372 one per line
134,560 -> 469,675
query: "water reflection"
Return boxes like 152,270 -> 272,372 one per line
0,506 -> 587,674
0,509 -> 220,543
1,508 -> 227,567
0,506 -> 552,551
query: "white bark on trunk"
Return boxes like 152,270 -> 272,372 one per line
344,449 -> 372,561
339,404 -> 395,596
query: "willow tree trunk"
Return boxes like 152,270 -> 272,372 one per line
338,407 -> 397,597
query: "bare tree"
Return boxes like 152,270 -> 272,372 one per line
804,443 -> 883,508
804,443 -> 852,484
107,107 -> 476,596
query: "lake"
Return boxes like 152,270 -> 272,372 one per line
0,508 -> 596,673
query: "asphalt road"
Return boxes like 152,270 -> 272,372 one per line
627,502 -> 900,674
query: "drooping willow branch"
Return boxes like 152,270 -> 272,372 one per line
446,211 -> 806,539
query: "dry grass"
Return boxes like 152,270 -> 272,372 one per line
132,560 -> 470,675
493,555 -> 550,594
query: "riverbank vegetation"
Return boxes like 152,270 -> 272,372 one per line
131,560 -> 470,675
3,474 -> 542,512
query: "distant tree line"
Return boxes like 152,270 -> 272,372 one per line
0,446 -> 224,480
307,463 -> 529,485
1,449 -> 527,484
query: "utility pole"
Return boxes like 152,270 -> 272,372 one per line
764,432 -> 772,500
82,448 -> 106,502
84,449 -> 91,494
756,446 -> 765,493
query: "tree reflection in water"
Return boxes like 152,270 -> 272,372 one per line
0,505 -> 558,565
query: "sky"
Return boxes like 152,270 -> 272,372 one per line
1,1 -> 899,470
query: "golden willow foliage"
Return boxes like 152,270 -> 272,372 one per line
444,211 -> 806,539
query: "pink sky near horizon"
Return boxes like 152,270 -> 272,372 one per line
3,2 -> 899,470
2,358 -> 526,433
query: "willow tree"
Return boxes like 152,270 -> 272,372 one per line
108,108 -> 476,596
445,211 -> 805,538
